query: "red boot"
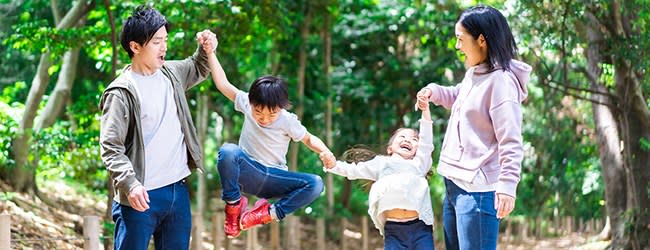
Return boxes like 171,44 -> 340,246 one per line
224,196 -> 248,238
240,199 -> 273,230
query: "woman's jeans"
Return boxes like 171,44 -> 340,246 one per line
384,219 -> 434,250
112,180 -> 191,250
217,143 -> 324,220
443,178 -> 499,250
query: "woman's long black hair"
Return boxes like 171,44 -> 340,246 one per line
458,5 -> 518,71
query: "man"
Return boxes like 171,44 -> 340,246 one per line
99,5 -> 215,249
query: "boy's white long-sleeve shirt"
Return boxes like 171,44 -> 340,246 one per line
325,119 -> 434,235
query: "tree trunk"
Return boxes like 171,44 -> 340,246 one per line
606,3 -> 650,247
320,3 -> 332,250
322,0 -> 334,216
102,3 -> 117,250
584,5 -> 650,249
191,93 -> 208,250
8,52 -> 51,192
340,218 -> 348,250
317,219 -> 325,250
285,5 -> 312,250
6,0 -> 91,192
615,66 -> 650,249
103,0 -> 118,79
592,92 -> 626,244
585,15 -> 627,246
197,93 -> 208,213
35,48 -> 80,130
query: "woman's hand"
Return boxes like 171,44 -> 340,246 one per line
416,88 -> 432,110
495,193 -> 515,218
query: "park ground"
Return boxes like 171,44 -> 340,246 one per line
0,178 -> 610,250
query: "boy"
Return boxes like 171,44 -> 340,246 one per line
199,33 -> 334,238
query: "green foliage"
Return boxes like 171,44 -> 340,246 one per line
33,120 -> 105,192
3,0 -> 643,234
0,101 -> 19,168
5,24 -> 104,55
514,0 -> 612,221
330,1 -> 461,156
640,137 -> 650,151
0,192 -> 16,201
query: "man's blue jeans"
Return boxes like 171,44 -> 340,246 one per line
217,143 -> 324,220
384,219 -> 434,250
442,178 -> 499,250
112,179 -> 191,250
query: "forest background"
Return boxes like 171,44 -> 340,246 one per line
0,0 -> 649,249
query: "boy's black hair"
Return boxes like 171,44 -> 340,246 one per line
120,5 -> 169,58
457,5 -> 517,71
248,75 -> 291,110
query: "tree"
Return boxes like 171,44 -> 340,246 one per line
5,0 -> 92,193
518,0 -> 650,247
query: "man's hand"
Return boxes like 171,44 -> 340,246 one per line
319,151 -> 336,169
127,185 -> 150,212
196,29 -> 218,53
495,193 -> 515,219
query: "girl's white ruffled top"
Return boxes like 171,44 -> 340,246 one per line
325,119 -> 434,236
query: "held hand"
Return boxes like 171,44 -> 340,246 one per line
494,193 -> 515,219
416,88 -> 432,111
416,98 -> 429,111
416,88 -> 432,100
196,30 -> 218,53
127,185 -> 150,212
319,151 -> 336,169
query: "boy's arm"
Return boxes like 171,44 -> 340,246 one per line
201,33 -> 239,101
301,132 -> 332,154
207,53 -> 239,101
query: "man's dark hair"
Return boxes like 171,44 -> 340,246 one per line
120,5 -> 169,58
458,5 -> 517,71
248,75 -> 291,110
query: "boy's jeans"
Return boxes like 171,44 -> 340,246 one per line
217,143 -> 324,220
442,178 -> 499,250
112,179 -> 191,250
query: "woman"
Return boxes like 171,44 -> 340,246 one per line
416,5 -> 531,250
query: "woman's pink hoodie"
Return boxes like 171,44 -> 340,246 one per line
425,59 -> 531,197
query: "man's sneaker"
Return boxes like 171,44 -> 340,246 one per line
224,196 -> 248,238
240,199 -> 273,230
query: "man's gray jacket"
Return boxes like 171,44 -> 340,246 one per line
99,48 -> 209,206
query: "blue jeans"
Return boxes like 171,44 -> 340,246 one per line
442,178 -> 499,250
217,143 -> 324,220
112,180 -> 191,250
384,219 -> 434,250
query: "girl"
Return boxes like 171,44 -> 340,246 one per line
321,104 -> 435,250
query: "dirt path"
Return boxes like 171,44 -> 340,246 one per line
499,233 -> 610,250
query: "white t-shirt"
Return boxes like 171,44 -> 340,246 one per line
234,91 -> 307,170
130,70 -> 190,190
